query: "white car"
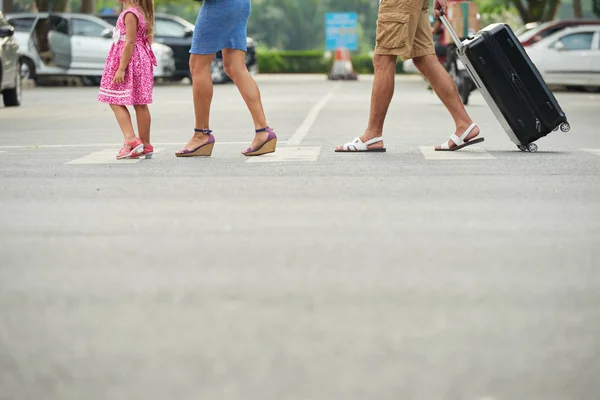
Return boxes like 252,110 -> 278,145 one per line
6,12 -> 175,84
525,25 -> 600,91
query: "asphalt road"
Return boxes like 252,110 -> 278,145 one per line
1,75 -> 599,400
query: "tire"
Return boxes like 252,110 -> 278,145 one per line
210,58 -> 230,84
20,57 -> 37,82
3,61 -> 22,107
458,71 -> 471,105
582,86 -> 600,93
81,76 -> 101,86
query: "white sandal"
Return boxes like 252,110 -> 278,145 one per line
435,123 -> 484,151
335,136 -> 386,153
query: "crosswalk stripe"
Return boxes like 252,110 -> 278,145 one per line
582,149 -> 600,157
245,147 -> 321,163
66,148 -> 163,165
418,146 -> 496,160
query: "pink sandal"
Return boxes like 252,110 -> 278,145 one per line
129,144 -> 154,159
116,138 -> 143,160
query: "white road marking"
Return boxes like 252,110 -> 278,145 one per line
582,149 -> 600,157
419,146 -> 496,160
66,148 -> 164,165
245,147 -> 321,163
0,142 -> 279,149
287,87 -> 338,146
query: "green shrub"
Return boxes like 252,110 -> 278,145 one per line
257,50 -> 404,74
258,50 -> 331,73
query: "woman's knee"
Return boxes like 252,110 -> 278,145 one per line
223,60 -> 246,80
189,55 -> 211,76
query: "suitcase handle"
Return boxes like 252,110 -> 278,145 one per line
438,8 -> 463,50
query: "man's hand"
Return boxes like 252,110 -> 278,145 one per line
113,68 -> 126,84
434,0 -> 447,18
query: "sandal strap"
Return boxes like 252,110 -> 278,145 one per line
459,123 -> 477,140
195,128 -> 212,134
342,136 -> 382,151
255,126 -> 271,133
448,123 -> 477,146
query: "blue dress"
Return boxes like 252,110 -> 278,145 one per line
190,0 -> 251,54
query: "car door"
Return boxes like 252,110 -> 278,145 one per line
591,30 -> 600,86
70,17 -> 112,71
543,31 -> 595,86
31,14 -> 71,70
0,16 -> 15,87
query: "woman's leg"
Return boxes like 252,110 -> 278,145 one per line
221,48 -> 271,151
177,53 -> 215,153
133,105 -> 151,145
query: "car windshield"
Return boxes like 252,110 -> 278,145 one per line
518,22 -> 554,42
7,16 -> 36,32
515,23 -> 540,37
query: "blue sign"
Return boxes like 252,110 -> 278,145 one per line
325,12 -> 358,51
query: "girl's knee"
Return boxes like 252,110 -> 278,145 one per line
133,104 -> 149,111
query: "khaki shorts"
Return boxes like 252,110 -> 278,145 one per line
374,0 -> 435,60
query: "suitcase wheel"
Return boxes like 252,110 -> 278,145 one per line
560,122 -> 571,133
517,143 -> 538,153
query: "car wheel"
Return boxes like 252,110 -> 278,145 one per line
81,76 -> 101,86
582,86 -> 600,93
211,58 -> 230,84
20,57 -> 37,82
3,62 -> 23,107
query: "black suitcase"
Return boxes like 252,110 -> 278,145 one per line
440,12 -> 570,152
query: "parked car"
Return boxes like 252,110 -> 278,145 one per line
525,25 -> 600,91
5,12 -> 176,85
98,12 -> 258,84
514,22 -> 541,38
0,11 -> 21,107
519,20 -> 600,47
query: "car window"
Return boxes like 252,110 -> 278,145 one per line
7,17 -> 36,32
540,26 -> 565,40
101,16 -> 118,27
72,18 -> 105,37
154,19 -> 187,37
48,15 -> 69,35
553,32 -> 594,51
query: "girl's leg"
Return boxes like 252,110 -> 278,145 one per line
133,105 -> 151,145
110,104 -> 136,142
221,49 -> 270,150
178,53 -> 215,153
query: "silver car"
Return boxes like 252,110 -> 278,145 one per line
6,12 -> 175,84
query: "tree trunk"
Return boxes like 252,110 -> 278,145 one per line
511,0 -> 531,23
512,0 -> 561,23
2,0 -> 14,13
35,0 -> 69,12
80,0 -> 96,14
544,0 -> 561,21
573,0 -> 583,18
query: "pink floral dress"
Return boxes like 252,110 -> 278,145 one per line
98,7 -> 157,105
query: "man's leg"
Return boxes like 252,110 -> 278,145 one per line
413,54 -> 480,148
364,55 -> 398,146
335,56 -> 396,151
